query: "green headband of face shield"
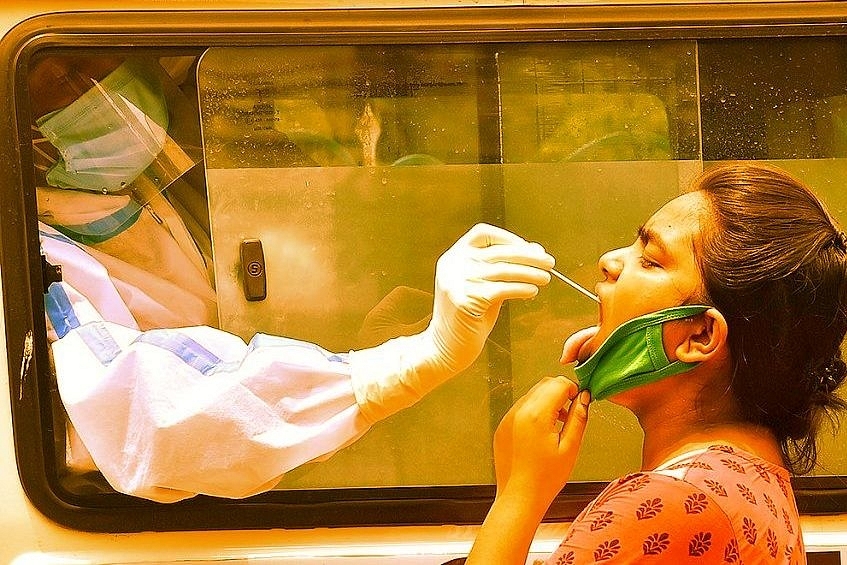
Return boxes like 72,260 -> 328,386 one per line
573,304 -> 711,401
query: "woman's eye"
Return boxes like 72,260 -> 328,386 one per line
639,256 -> 660,269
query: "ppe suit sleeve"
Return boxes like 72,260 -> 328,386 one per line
42,223 -> 371,502
53,318 -> 369,503
44,221 -> 553,502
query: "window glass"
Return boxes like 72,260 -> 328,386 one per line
200,46 -> 491,487
27,35 -> 847,504
497,41 -> 700,480
699,37 -> 847,477
197,42 -> 700,488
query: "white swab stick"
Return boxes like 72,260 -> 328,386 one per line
550,269 -> 600,303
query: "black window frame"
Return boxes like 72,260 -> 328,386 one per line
3,4 -> 847,533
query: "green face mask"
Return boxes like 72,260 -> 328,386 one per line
574,304 -> 710,401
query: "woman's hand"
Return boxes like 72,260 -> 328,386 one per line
466,371 -> 590,565
560,325 -> 599,365
466,327 -> 596,565
493,325 -> 597,503
493,376 -> 590,509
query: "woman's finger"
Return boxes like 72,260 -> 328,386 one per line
520,376 -> 577,420
559,390 -> 590,453
560,326 -> 599,364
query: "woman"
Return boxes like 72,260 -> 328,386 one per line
467,163 -> 847,564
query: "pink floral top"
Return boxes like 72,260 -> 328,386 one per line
546,445 -> 805,564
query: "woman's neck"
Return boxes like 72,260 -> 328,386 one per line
614,365 -> 785,470
637,401 -> 783,470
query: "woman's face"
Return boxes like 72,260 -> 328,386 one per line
575,191 -> 708,362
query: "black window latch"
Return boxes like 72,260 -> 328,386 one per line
41,254 -> 63,291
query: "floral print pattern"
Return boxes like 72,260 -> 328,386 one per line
545,446 -> 805,564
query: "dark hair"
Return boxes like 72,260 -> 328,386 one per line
695,162 -> 847,475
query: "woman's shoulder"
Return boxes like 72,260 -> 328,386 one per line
653,444 -> 801,540
653,444 -> 794,503
557,465 -> 740,563
587,444 -> 804,564
557,445 -> 805,564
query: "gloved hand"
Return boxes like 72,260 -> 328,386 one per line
351,223 -> 555,423
423,223 -> 555,376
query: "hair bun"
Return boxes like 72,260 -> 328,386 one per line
833,231 -> 847,253
813,357 -> 846,394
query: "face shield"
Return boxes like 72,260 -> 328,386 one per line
31,57 -> 202,243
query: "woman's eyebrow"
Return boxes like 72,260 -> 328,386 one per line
637,225 -> 670,257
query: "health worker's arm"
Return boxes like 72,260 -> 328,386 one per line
46,223 -> 554,503
53,322 -> 368,502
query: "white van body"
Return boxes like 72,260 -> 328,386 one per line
2,2 -> 847,564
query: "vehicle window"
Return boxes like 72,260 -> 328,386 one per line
701,37 -> 847,479
7,15 -> 846,530
196,38 -> 847,488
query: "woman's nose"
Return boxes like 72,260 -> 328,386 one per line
599,247 -> 626,281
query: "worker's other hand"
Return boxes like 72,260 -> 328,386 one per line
423,223 -> 554,377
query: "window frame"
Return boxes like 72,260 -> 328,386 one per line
3,4 -> 847,533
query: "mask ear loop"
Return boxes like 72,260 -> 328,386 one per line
31,125 -> 57,171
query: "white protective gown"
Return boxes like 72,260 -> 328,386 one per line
41,222 -> 378,502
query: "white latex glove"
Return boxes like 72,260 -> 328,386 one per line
425,223 -> 555,375
351,223 -> 555,423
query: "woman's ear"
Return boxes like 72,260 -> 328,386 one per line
674,307 -> 728,363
